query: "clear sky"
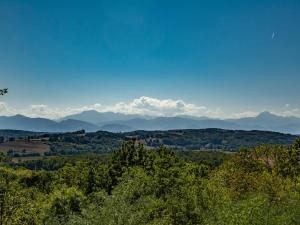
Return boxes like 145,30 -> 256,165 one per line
0,0 -> 300,118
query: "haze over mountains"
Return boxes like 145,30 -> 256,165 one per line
0,110 -> 300,134
61,110 -> 154,125
0,114 -> 99,133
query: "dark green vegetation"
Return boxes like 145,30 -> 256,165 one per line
0,88 -> 8,96
47,129 -> 298,155
0,129 -> 297,158
0,139 -> 300,225
0,129 -> 44,138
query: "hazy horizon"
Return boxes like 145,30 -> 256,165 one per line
0,96 -> 299,120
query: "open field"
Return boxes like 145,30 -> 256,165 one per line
0,140 -> 50,155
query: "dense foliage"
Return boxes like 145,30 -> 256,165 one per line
0,139 -> 300,225
0,130 -> 45,139
0,129 -> 297,157
46,129 -> 298,155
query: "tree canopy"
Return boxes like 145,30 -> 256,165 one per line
0,140 -> 300,224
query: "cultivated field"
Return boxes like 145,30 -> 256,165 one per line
0,140 -> 50,155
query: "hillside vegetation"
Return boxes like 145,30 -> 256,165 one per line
0,129 -> 297,158
48,129 -> 298,155
0,139 -> 300,225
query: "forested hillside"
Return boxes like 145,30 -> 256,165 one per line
48,129 -> 298,155
0,139 -> 300,225
0,129 -> 297,158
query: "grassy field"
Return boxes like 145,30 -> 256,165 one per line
0,140 -> 50,155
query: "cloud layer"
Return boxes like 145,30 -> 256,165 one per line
0,96 -> 222,119
0,96 -> 299,119
104,96 -> 222,117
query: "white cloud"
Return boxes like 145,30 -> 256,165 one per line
231,109 -> 300,119
281,108 -> 299,117
0,96 -> 222,119
0,102 -> 17,116
0,96 -> 299,119
23,103 -> 105,119
105,96 -> 218,117
26,105 -> 59,118
230,111 -> 260,119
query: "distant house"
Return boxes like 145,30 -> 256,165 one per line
28,137 -> 42,141
73,130 -> 86,137
41,137 -> 50,141
27,136 -> 50,142
8,137 -> 15,142
205,143 -> 213,149
76,133 -> 86,137
124,135 -> 140,142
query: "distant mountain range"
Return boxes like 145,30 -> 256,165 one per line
61,110 -> 153,125
0,114 -> 99,132
0,111 -> 300,134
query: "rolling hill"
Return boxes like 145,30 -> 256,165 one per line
25,128 -> 300,154
0,128 -> 298,156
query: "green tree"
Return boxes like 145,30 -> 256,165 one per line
42,187 -> 86,225
0,89 -> 7,96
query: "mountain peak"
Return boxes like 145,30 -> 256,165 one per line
12,114 -> 28,119
80,110 -> 100,115
257,111 -> 278,118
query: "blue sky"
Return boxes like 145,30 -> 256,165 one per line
0,0 -> 300,118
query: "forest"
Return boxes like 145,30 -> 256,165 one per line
1,128 -> 297,158
0,139 -> 300,225
46,129 -> 299,154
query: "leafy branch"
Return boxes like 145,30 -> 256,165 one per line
0,89 -> 8,95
